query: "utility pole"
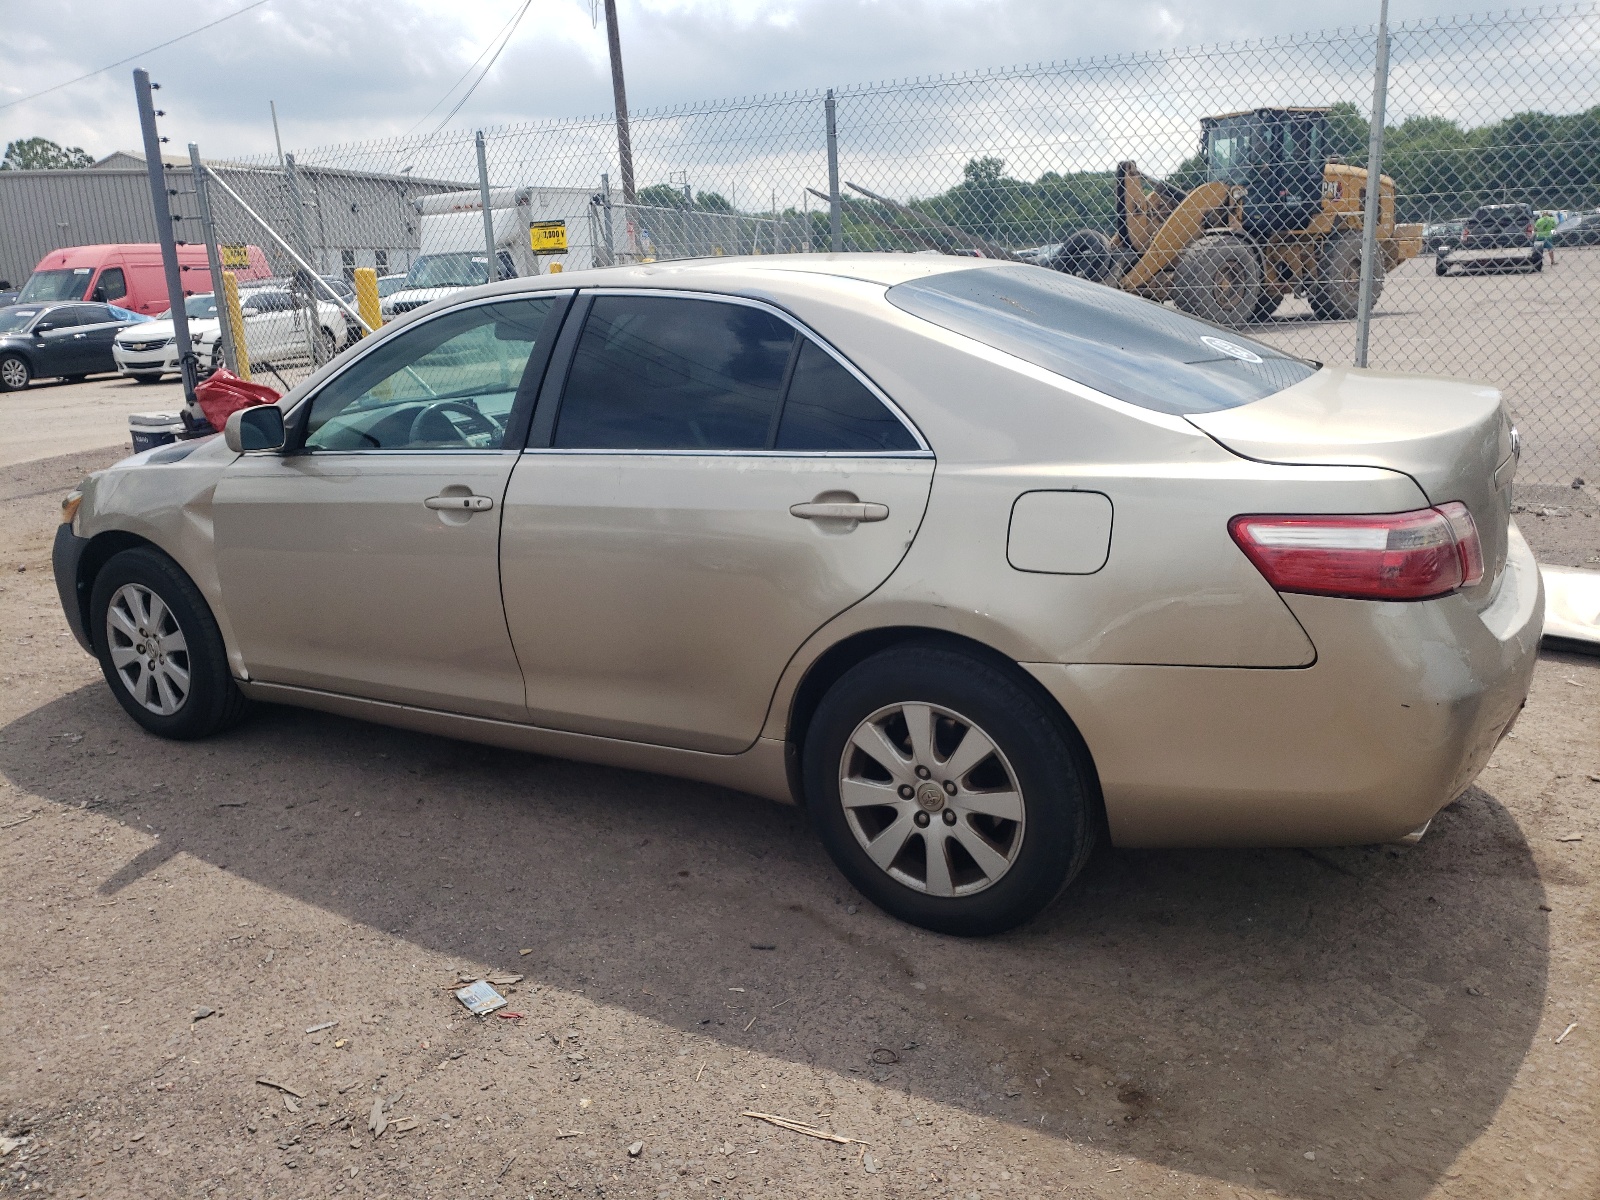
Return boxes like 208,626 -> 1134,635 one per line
602,0 -> 636,204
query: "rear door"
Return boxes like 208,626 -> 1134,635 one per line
30,306 -> 90,376
73,303 -> 125,373
500,291 -> 935,753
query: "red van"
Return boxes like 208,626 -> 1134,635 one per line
17,243 -> 272,316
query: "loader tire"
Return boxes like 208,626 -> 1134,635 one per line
1307,230 -> 1379,321
1052,229 -> 1118,284
1172,237 -> 1262,328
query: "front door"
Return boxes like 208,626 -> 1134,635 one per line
501,292 -> 935,753
30,308 -> 90,377
213,294 -> 564,720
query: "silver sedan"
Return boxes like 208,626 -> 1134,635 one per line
52,256 -> 1541,934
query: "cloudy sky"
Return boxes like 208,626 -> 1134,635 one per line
0,0 -> 1477,161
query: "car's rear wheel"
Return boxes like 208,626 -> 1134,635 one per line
803,643 -> 1098,935
0,354 -> 31,391
90,547 -> 249,740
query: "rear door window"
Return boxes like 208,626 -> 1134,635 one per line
775,340 -> 920,452
887,264 -> 1317,415
554,296 -> 795,450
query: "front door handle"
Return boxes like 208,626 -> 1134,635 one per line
789,501 -> 889,522
425,493 -> 494,512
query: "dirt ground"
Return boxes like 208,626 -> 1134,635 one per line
0,445 -> 1596,1200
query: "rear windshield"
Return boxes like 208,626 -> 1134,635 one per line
886,265 -> 1317,416
1473,206 -> 1531,224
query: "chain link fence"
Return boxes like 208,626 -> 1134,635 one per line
2,4 -> 1595,489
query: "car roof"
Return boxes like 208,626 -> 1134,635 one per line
462,253 -> 996,303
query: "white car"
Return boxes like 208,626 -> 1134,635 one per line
379,251 -> 514,321
114,287 -> 355,382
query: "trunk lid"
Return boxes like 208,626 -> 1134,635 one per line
1187,366 -> 1516,596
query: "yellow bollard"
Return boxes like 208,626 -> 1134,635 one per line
220,270 -> 252,382
548,262 -> 563,274
353,266 -> 382,334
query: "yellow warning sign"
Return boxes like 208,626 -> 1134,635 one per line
529,221 -> 568,253
220,244 -> 251,269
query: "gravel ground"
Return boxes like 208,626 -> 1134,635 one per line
0,448 -> 1596,1200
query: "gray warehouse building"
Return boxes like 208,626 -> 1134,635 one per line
0,152 -> 471,289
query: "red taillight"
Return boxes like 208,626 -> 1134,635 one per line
1229,505 -> 1484,601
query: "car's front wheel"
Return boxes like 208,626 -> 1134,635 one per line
803,643 -> 1098,935
0,353 -> 31,391
90,547 -> 249,740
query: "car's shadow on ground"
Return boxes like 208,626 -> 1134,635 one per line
1,685 -> 1549,1199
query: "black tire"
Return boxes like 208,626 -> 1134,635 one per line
316,327 -> 338,363
1171,236 -> 1262,328
1308,229 -> 1379,320
802,642 -> 1099,936
0,353 -> 31,392
1051,229 -> 1118,284
64,374 -> 88,384
1250,289 -> 1285,322
131,373 -> 165,384
1435,256 -> 1450,277
89,547 -> 249,740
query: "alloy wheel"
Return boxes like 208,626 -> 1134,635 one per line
0,357 -> 29,389
838,702 -> 1026,897
104,582 -> 191,716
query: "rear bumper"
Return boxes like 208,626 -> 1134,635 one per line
52,522 -> 94,654
1026,524 -> 1543,848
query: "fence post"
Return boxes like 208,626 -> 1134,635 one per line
825,89 -> 843,253
133,69 -> 201,420
1354,0 -> 1391,368
600,173 -> 615,267
188,144 -> 237,376
475,131 -> 499,280
282,154 -> 316,264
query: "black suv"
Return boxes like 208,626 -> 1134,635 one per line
1437,203 -> 1541,275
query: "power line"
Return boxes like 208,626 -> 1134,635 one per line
399,0 -> 533,141
425,0 -> 533,138
0,0 -> 275,112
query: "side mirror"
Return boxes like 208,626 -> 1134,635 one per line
224,405 -> 286,454
34,321 -> 58,333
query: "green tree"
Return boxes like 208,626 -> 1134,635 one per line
1,137 -> 94,170
636,183 -> 690,210
696,191 -> 734,213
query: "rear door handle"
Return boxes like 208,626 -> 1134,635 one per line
425,494 -> 494,512
789,501 -> 889,522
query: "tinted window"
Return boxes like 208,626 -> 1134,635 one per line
555,296 -> 795,450
887,265 -> 1317,416
95,268 -> 128,302
305,298 -> 553,451
776,340 -> 918,452
244,291 -> 291,313
77,304 -> 116,325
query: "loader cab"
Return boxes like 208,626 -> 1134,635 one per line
1202,107 -> 1329,236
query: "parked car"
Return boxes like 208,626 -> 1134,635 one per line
18,243 -> 271,316
1422,218 -> 1466,255
1552,211 -> 1600,246
1437,203 -> 1541,275
53,256 -> 1540,935
113,285 -> 356,382
0,283 -> 18,307
0,301 -> 146,391
376,273 -> 409,300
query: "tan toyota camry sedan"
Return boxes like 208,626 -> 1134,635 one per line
53,255 -> 1542,934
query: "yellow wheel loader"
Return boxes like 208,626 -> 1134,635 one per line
1044,107 -> 1422,326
